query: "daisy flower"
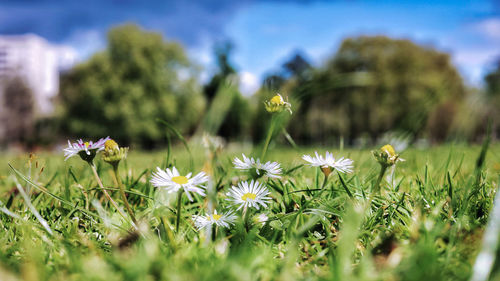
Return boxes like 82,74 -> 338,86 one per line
302,151 -> 354,176
233,154 -> 282,179
372,144 -> 405,193
373,144 -> 405,167
202,133 -> 225,152
64,137 -> 110,162
253,213 -> 269,225
150,166 -> 209,201
192,210 -> 237,231
102,139 -> 128,165
227,180 -> 271,210
264,93 -> 292,114
381,144 -> 405,164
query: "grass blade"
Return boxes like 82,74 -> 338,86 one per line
157,118 -> 194,171
12,177 -> 53,235
337,172 -> 354,199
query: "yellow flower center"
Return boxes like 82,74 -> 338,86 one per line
270,95 -> 284,105
241,193 -> 257,201
84,142 -> 90,148
212,214 -> 222,221
105,139 -> 119,151
172,176 -> 188,185
381,144 -> 396,157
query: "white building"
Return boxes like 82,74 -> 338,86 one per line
0,34 -> 77,115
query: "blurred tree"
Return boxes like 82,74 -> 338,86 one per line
484,60 -> 500,138
283,53 -> 312,78
59,24 -> 205,148
0,76 -> 35,146
202,41 -> 251,140
203,42 -> 236,102
485,61 -> 500,96
261,51 -> 312,92
447,87 -> 489,142
253,51 -> 312,143
283,36 -> 466,144
262,74 -> 286,92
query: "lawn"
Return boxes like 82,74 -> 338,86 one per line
0,141 -> 499,280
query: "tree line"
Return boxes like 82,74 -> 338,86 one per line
1,24 -> 498,148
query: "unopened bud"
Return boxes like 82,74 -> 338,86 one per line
102,139 -> 128,166
264,94 -> 292,114
372,144 -> 404,167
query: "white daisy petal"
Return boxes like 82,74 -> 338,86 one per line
233,154 -> 282,178
192,209 -> 236,231
303,151 -> 354,174
63,137 -> 110,160
150,166 -> 209,201
253,213 -> 269,225
227,180 -> 272,211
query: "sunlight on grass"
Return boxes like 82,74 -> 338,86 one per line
0,142 -> 499,280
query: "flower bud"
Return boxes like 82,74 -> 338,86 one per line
264,94 -> 292,114
102,139 -> 128,166
372,144 -> 404,167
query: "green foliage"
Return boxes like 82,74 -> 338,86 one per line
0,143 -> 499,280
202,42 -> 252,141
277,36 -> 466,144
218,90 -> 252,140
58,24 -> 205,147
484,61 -> 500,137
202,79 -> 252,141
485,61 -> 500,98
250,89 -> 274,142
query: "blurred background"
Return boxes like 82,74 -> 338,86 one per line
0,0 -> 499,151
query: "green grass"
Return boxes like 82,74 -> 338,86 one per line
0,142 -> 499,281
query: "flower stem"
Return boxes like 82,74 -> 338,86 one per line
176,190 -> 183,232
76,184 -> 90,210
88,162 -> 136,229
243,206 -> 252,232
112,165 -> 137,225
212,225 -> 217,241
321,173 -> 329,189
261,116 -> 276,160
373,165 -> 388,193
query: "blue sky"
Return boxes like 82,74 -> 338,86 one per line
226,0 -> 500,92
1,0 -> 499,94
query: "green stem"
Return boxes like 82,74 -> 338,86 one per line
162,217 -> 175,244
321,172 -> 329,189
89,162 -> 136,229
212,225 -> 217,241
243,207 -> 252,233
112,165 -> 137,225
373,165 -> 388,193
261,116 -> 276,160
176,190 -> 183,232
76,184 -> 90,210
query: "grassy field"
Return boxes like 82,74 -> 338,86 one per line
0,142 -> 499,280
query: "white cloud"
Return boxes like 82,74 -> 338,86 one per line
53,45 -> 78,70
187,37 -> 215,84
188,38 -> 213,66
239,71 -> 259,96
454,48 -> 499,66
63,29 -> 106,61
453,48 -> 500,85
474,18 -> 500,41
